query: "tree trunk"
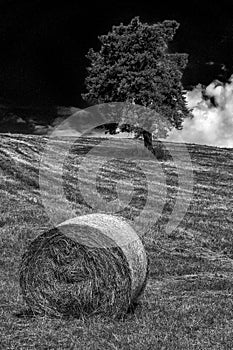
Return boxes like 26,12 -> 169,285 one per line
142,130 -> 153,153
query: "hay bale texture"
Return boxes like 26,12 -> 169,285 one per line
19,213 -> 149,319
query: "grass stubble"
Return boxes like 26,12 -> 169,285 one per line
0,134 -> 233,349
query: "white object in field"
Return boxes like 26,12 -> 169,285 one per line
57,213 -> 148,301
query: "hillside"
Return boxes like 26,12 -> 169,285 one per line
0,104 -> 80,134
1,133 -> 233,349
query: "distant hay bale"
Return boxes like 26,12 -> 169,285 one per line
19,213 -> 149,319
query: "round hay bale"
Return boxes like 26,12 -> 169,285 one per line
19,213 -> 149,319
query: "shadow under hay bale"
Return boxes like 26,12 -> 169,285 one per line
19,214 -> 149,319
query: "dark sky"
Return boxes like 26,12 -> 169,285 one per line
0,0 -> 233,107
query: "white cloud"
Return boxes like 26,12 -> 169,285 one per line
166,76 -> 233,148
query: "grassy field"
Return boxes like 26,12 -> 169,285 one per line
0,133 -> 233,349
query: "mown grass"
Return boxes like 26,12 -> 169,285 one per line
0,133 -> 233,349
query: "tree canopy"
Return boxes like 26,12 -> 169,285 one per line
82,16 -> 190,148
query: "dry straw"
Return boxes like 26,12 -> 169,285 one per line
19,213 -> 149,319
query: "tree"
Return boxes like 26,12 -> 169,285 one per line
82,16 -> 190,152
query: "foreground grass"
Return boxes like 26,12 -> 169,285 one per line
0,134 -> 233,349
